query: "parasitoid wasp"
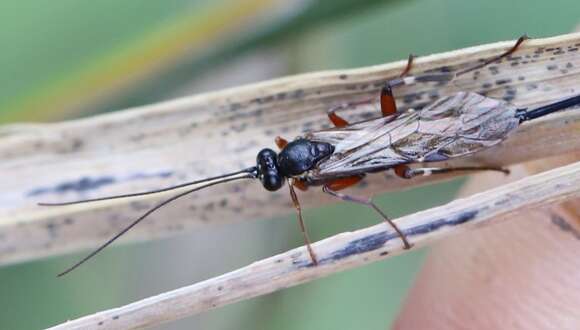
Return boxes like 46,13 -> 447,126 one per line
41,36 -> 580,276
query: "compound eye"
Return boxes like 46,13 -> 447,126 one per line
262,171 -> 283,191
256,148 -> 284,191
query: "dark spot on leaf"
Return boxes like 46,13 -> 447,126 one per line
439,66 -> 452,73
488,66 -> 499,75
325,231 -> 388,261
551,214 -> 580,240
405,210 -> 479,236
229,103 -> 242,112
45,222 -> 58,238
296,210 -> 480,267
291,89 -> 305,98
27,176 -> 116,197
495,78 -> 512,86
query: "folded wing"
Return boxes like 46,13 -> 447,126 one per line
306,92 -> 520,179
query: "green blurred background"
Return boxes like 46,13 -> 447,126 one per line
0,0 -> 578,329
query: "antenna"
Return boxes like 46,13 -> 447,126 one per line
39,167 -> 258,276
39,167 -> 257,206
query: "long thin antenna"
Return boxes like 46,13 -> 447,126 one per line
53,168 -> 257,277
39,167 -> 257,206
517,94 -> 580,123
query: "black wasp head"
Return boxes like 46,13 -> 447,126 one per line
277,138 -> 334,176
256,148 -> 284,191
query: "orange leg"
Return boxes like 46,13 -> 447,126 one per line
275,136 -> 288,150
326,99 -> 375,128
380,54 -> 414,117
322,176 -> 412,249
288,179 -> 318,265
328,55 -> 414,126
328,110 -> 350,128
380,84 -> 398,117
379,35 -> 527,118
456,34 -> 528,76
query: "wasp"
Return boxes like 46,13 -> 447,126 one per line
42,36 -> 580,276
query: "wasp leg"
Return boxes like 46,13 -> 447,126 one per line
331,54 -> 450,122
293,178 -> 309,191
288,179 -> 318,265
322,177 -> 412,250
382,54 -> 452,116
399,53 -> 415,78
394,165 -> 509,179
325,175 -> 364,190
326,100 -> 374,128
275,136 -> 288,149
328,55 -> 419,122
380,82 -> 399,117
380,35 -> 528,116
456,34 -> 528,76
327,103 -> 351,128
380,73 -> 454,116
380,54 -> 415,117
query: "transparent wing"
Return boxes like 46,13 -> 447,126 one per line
306,92 -> 520,180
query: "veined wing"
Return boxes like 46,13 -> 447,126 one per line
306,92 -> 520,179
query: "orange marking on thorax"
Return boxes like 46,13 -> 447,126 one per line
275,136 -> 288,149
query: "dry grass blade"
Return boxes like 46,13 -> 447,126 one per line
1,33 -> 580,265
47,160 -> 580,329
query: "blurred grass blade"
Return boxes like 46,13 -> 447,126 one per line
0,0 -> 393,123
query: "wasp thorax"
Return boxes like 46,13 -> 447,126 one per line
277,138 -> 334,176
256,148 -> 284,191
